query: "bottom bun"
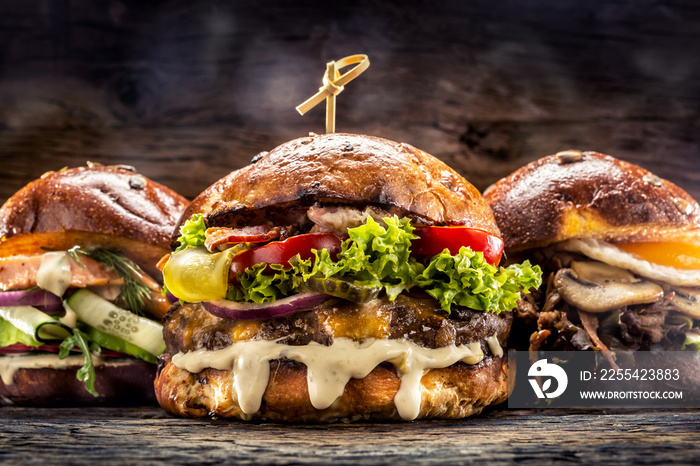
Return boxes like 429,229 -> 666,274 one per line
155,355 -> 509,422
0,361 -> 157,406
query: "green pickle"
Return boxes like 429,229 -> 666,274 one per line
163,247 -> 234,303
298,277 -> 381,303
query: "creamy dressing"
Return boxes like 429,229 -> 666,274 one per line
172,337 -> 490,421
486,333 -> 503,358
36,251 -> 72,297
0,354 -> 133,385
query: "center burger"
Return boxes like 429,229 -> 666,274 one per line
0,165 -> 188,405
156,133 -> 541,422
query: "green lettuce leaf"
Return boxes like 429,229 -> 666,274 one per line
175,214 -> 207,252
227,215 -> 542,314
414,248 -> 541,314
684,333 -> 700,352
0,317 -> 40,347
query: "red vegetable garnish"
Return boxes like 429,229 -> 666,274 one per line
203,292 -> 332,321
412,226 -> 504,266
205,225 -> 282,252
229,232 -> 342,280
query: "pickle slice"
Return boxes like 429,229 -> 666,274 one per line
298,277 -> 381,303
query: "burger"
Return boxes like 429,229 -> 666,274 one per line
0,165 -> 189,405
155,133 -> 541,422
484,151 -> 700,367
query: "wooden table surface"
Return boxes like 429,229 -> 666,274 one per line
1,406 -> 699,465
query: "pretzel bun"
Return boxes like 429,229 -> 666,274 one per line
484,151 -> 700,251
0,361 -> 157,406
0,165 -> 189,277
179,133 -> 500,235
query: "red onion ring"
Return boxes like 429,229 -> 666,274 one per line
202,292 -> 332,321
0,290 -> 63,314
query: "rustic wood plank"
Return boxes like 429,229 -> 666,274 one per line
1,407 -> 699,464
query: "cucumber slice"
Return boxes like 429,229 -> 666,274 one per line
0,305 -> 71,342
81,325 -> 157,364
66,290 -> 165,356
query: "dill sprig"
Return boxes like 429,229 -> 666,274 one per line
71,247 -> 151,316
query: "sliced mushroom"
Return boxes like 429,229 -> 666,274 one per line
670,287 -> 700,318
554,261 -> 664,313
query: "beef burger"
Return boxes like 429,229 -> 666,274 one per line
156,133 -> 541,422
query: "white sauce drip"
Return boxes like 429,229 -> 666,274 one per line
172,337 -> 489,421
36,251 -> 72,297
0,354 -> 132,386
487,333 -> 504,358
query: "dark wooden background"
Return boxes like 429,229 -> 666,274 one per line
0,0 -> 698,204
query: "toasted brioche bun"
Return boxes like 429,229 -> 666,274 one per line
0,165 -> 189,277
178,133 -> 500,236
156,356 -> 508,422
159,134 -> 510,422
0,361 -> 157,406
484,151 -> 700,251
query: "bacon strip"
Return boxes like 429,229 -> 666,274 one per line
204,226 -> 281,252
0,254 -> 123,292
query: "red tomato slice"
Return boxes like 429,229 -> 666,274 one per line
229,232 -> 342,279
412,226 -> 504,265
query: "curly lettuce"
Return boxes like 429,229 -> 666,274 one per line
175,213 -> 207,252
225,215 -> 542,314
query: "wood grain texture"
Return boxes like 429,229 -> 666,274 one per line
0,0 -> 698,203
0,406 -> 699,464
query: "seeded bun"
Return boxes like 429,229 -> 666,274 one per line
484,151 -> 700,251
178,133 -> 500,236
0,165 -> 189,277
156,356 -> 508,422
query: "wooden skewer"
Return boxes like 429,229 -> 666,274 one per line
296,54 -> 370,134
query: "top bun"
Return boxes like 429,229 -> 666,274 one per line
179,133 -> 499,235
0,165 -> 189,274
484,151 -> 700,250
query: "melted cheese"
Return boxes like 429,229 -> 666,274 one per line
0,354 -> 133,386
172,337 -> 495,421
36,251 -> 72,297
558,238 -> 700,286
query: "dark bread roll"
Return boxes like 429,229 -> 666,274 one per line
156,356 -> 508,422
0,360 -> 157,406
178,133 -> 499,235
484,151 -> 700,251
0,165 -> 189,277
